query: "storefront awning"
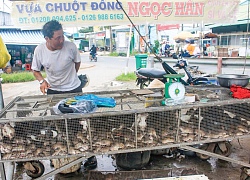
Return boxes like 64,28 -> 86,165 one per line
0,29 -> 45,45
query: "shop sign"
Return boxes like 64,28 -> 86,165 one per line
73,33 -> 84,38
211,38 -> 218,46
157,24 -> 180,31
11,0 -> 239,28
96,32 -> 105,37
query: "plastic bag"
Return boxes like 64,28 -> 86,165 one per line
78,74 -> 89,88
53,98 -> 97,114
0,36 -> 11,69
74,94 -> 116,107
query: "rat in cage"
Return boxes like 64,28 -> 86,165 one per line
0,123 -> 15,140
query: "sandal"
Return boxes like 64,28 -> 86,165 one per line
84,156 -> 97,170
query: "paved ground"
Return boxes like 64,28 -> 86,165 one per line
2,62 -> 137,106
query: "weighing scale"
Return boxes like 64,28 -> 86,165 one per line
164,74 -> 185,103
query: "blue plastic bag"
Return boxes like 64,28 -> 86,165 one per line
74,94 -> 116,107
53,98 -> 97,114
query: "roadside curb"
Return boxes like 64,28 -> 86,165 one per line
80,64 -> 95,69
82,52 -> 250,66
161,58 -> 250,66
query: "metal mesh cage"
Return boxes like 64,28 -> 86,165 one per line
0,88 -> 250,162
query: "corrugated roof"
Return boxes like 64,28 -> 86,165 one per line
0,29 -> 45,45
206,19 -> 250,29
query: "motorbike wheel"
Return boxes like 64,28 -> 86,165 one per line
196,144 -> 210,160
214,142 -> 232,157
139,80 -> 151,89
240,167 -> 250,180
26,161 -> 45,178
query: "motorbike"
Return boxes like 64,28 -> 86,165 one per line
89,52 -> 97,62
164,48 -> 175,57
135,57 -> 217,89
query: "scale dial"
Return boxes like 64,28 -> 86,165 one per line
168,82 -> 185,100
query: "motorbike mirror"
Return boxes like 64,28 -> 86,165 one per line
178,60 -> 188,67
173,63 -> 182,68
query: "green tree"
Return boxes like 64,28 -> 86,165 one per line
78,27 -> 94,33
153,40 -> 160,54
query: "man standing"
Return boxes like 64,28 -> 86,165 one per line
32,20 -> 82,95
31,20 -> 97,171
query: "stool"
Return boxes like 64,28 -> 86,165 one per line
25,64 -> 31,71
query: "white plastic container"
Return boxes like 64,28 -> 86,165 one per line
185,94 -> 195,103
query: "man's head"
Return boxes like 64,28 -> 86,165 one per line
42,20 -> 64,50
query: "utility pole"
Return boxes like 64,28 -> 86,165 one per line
109,26 -> 113,53
3,0 -> 5,25
145,23 -> 148,53
243,0 -> 250,74
0,1 -> 7,179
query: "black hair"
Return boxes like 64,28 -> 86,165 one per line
42,20 -> 62,39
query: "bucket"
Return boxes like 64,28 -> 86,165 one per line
141,59 -> 147,68
115,151 -> 151,170
135,54 -> 148,69
185,94 -> 196,103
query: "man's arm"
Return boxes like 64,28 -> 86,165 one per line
33,70 -> 44,82
33,70 -> 50,94
75,62 -> 81,73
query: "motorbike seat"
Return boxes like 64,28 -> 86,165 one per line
137,68 -> 166,78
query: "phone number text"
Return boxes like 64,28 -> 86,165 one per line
18,14 -> 124,24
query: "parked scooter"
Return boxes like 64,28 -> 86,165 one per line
164,48 -> 175,57
135,58 -> 217,89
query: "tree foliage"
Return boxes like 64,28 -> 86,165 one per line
153,40 -> 160,54
79,27 -> 94,33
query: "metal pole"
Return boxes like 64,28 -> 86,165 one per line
243,0 -> 250,74
0,78 -> 4,109
0,151 -> 6,180
0,78 -> 6,180
125,25 -> 132,75
0,0 -> 7,169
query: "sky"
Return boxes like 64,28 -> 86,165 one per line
0,0 -> 12,13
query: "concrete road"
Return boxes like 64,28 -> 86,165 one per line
2,54 -> 138,106
2,54 -> 250,106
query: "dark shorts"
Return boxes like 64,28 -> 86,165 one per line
47,85 -> 82,95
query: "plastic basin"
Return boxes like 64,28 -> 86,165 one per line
217,74 -> 250,88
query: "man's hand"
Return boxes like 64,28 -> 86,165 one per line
40,80 -> 51,94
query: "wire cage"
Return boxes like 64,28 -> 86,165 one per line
0,87 -> 250,162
